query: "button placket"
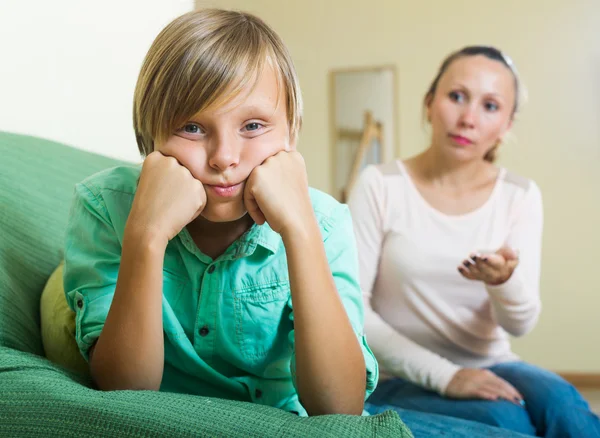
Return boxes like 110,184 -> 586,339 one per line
199,325 -> 209,337
194,262 -> 219,356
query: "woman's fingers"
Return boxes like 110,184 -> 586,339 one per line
478,253 -> 505,268
458,263 -> 477,280
488,376 -> 524,405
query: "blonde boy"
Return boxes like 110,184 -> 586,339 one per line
64,9 -> 377,416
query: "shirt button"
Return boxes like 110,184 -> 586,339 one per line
76,299 -> 83,309
199,326 -> 210,337
255,389 -> 262,399
207,265 -> 216,274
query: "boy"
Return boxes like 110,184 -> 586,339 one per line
64,8 -> 377,417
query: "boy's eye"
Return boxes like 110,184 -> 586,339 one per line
243,122 -> 263,132
485,101 -> 499,112
182,123 -> 203,134
449,91 -> 464,103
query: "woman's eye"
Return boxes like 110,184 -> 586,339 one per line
485,102 -> 499,112
449,91 -> 464,102
244,122 -> 263,132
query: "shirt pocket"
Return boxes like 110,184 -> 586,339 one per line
233,280 -> 292,369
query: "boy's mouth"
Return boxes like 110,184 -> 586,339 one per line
206,182 -> 243,198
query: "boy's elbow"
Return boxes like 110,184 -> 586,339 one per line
92,368 -> 162,391
306,399 -> 365,416
94,378 -> 161,392
90,356 -> 162,392
331,401 -> 365,416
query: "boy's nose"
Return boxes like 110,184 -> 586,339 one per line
208,136 -> 240,171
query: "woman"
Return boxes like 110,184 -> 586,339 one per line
353,46 -> 600,437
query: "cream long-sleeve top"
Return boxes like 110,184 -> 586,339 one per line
347,160 -> 543,395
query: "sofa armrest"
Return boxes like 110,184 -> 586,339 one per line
0,348 -> 411,438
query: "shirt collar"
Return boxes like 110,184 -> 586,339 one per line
234,222 -> 280,257
177,220 -> 281,262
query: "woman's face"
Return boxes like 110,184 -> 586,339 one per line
427,55 -> 516,162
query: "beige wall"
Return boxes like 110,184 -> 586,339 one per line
198,0 -> 600,373
0,0 -> 194,162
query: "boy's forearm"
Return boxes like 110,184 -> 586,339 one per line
90,226 -> 167,391
282,220 -> 366,416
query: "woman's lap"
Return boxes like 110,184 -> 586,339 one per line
489,361 -> 600,437
367,361 -> 600,437
367,371 -> 536,435
365,402 -> 529,437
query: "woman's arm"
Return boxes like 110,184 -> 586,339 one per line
485,181 -> 543,337
364,304 -> 461,394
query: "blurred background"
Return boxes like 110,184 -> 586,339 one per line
1,0 -> 598,400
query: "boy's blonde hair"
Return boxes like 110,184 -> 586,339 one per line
133,9 -> 303,156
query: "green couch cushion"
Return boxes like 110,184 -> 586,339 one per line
0,131 -> 125,353
0,347 -> 411,437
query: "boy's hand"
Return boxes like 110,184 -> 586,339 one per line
128,151 -> 206,244
243,151 -> 313,236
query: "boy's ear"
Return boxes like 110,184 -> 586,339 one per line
286,134 -> 297,152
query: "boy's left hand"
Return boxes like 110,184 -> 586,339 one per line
244,150 -> 314,236
458,246 -> 519,286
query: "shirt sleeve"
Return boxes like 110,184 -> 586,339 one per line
288,202 -> 379,403
347,166 -> 461,395
63,182 -> 121,361
485,180 -> 544,337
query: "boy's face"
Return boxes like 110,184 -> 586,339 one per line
157,65 -> 294,223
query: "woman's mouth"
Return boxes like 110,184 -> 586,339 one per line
449,134 -> 473,146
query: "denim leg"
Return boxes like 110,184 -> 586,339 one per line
367,377 -> 536,435
489,361 -> 600,438
365,402 -> 531,437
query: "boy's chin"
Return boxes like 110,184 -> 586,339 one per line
200,202 -> 249,223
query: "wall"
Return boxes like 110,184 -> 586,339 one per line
0,0 -> 194,162
333,68 -> 395,198
197,0 -> 600,373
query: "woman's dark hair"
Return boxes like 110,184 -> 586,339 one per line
424,46 -> 520,162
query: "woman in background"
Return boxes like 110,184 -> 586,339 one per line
353,46 -> 600,437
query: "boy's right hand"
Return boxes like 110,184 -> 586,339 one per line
127,151 -> 206,244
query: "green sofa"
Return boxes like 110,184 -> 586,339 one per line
0,131 -> 412,437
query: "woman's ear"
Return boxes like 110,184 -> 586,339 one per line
424,94 -> 434,123
497,118 -> 513,144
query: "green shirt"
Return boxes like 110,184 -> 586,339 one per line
63,165 -> 378,416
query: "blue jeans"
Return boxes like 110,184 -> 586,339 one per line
365,403 -> 530,437
367,361 -> 600,437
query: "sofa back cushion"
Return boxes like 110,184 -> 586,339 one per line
0,131 -> 123,353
